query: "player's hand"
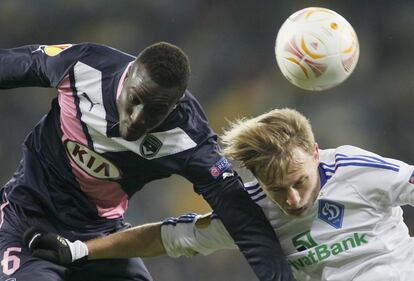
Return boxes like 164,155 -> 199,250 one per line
23,227 -> 88,265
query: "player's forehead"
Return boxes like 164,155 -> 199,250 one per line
269,168 -> 307,189
127,64 -> 176,105
127,63 -> 158,91
282,147 -> 311,172
265,148 -> 313,187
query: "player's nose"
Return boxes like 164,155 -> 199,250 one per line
129,105 -> 145,126
286,187 -> 301,207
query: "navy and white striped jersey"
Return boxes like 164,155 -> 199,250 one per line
161,146 -> 414,281
0,43 -> 293,281
0,43 -> 219,224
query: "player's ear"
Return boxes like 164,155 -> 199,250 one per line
313,143 -> 319,161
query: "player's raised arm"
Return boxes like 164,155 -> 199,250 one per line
183,138 -> 295,281
0,44 -> 78,89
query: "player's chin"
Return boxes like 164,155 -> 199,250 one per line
120,126 -> 144,141
285,206 -> 308,217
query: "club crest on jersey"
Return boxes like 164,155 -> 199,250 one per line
140,134 -> 162,158
32,44 -> 72,57
64,140 -> 121,180
209,157 -> 231,179
318,199 -> 344,229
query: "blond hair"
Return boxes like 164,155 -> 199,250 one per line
221,108 -> 315,186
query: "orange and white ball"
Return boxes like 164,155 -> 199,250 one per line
275,7 -> 359,91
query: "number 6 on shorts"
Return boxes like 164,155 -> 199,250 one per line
1,247 -> 21,275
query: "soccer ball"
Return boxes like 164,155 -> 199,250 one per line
275,7 -> 359,91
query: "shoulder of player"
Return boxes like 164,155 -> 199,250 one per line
176,90 -> 207,121
242,179 -> 274,209
75,42 -> 133,56
242,181 -> 287,224
160,90 -> 215,145
320,145 -> 402,185
64,43 -> 135,67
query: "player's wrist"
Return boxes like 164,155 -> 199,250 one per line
67,240 -> 89,262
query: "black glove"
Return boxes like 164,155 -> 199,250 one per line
23,227 -> 88,265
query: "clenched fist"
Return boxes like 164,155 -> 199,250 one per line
23,227 -> 88,264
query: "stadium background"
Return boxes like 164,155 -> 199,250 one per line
0,0 -> 413,280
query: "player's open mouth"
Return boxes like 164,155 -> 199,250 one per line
119,123 -> 145,141
126,126 -> 140,134
126,126 -> 145,138
124,121 -> 145,135
287,206 -> 305,215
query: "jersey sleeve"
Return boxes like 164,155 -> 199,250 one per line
161,213 -> 237,258
372,160 -> 414,207
0,44 -> 82,89
339,148 -> 414,208
182,137 -> 295,281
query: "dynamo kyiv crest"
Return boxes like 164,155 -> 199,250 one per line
318,199 -> 344,229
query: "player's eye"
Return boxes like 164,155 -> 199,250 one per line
129,94 -> 140,105
270,188 -> 285,193
146,107 -> 160,115
146,104 -> 168,116
294,177 -> 308,188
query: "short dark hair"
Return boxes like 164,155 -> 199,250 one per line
136,42 -> 190,90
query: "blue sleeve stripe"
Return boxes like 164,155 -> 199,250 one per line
253,193 -> 267,202
163,213 -> 219,226
318,164 -> 332,188
162,213 -> 199,226
323,157 -> 397,168
322,162 -> 400,174
248,188 -> 263,197
335,153 -> 399,168
319,157 -> 398,186
320,164 -> 336,172
244,183 -> 260,191
244,180 -> 258,186
249,190 -> 265,201
163,220 -> 194,226
177,213 -> 198,219
321,154 -> 400,173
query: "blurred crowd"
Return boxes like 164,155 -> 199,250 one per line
1,0 -> 414,280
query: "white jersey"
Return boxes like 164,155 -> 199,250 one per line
161,145 -> 414,281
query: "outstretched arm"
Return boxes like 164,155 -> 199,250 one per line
24,214 -> 302,280
24,222 -> 165,263
0,44 -> 77,89
23,213 -> 235,263
87,222 -> 165,260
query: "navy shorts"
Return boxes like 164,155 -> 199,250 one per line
0,191 -> 153,281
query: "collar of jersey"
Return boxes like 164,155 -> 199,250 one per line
318,164 -> 329,189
